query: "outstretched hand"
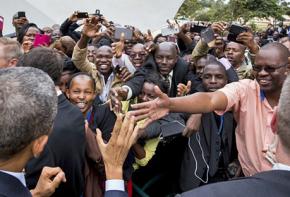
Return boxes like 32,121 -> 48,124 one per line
82,16 -> 102,38
96,113 -> 140,179
131,86 -> 170,126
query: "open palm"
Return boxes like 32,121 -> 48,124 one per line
82,17 -> 101,38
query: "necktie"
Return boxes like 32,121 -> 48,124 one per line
163,75 -> 170,94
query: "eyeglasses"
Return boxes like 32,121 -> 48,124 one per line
252,64 -> 287,73
130,52 -> 147,58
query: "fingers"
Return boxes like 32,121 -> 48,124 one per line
119,67 -> 131,81
186,81 -> 192,91
96,128 -> 106,150
120,32 -> 125,43
182,127 -> 190,137
119,114 -> 133,139
51,170 -> 66,189
111,113 -> 124,139
131,101 -> 151,110
154,86 -> 164,98
128,123 -> 141,146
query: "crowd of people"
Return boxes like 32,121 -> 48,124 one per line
0,9 -> 290,197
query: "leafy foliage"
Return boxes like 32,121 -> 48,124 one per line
177,0 -> 289,23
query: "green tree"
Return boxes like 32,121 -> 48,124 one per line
177,0 -> 288,22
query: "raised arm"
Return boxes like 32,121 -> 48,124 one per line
131,86 -> 228,123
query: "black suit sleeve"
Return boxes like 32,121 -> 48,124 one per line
226,67 -> 239,82
104,190 -> 128,197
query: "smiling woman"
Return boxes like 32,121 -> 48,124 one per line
66,72 -> 96,119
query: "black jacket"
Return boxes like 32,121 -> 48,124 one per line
179,111 -> 237,191
0,171 -> 31,197
25,94 -> 86,197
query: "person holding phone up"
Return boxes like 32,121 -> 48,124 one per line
72,16 -> 135,104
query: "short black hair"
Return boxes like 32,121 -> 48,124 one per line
63,57 -> 80,74
144,73 -> 168,93
66,72 -> 96,91
17,23 -> 42,44
16,47 -> 64,85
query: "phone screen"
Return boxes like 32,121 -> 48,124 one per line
114,27 -> 133,40
227,24 -> 247,43
17,11 -> 26,18
77,12 -> 89,19
33,34 -> 51,47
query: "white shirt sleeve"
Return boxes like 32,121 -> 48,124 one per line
105,179 -> 125,191
122,85 -> 133,100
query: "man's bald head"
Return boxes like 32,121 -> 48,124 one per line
155,42 -> 178,56
260,42 -> 290,64
96,45 -> 113,54
154,42 -> 179,76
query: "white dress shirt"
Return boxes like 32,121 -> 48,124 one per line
105,179 -> 125,191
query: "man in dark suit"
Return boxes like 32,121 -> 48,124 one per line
17,47 -> 86,197
111,41 -> 189,107
0,67 -> 66,197
180,61 -> 237,191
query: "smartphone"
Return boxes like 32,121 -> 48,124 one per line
190,25 -> 206,33
0,16 -> 3,32
161,26 -> 179,36
114,27 -> 133,40
17,11 -> 26,18
160,120 -> 185,138
114,65 -> 122,74
33,34 -> 51,47
77,12 -> 89,19
227,24 -> 247,43
201,28 -> 215,44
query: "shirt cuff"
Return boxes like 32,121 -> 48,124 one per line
105,180 -> 125,191
122,85 -> 132,100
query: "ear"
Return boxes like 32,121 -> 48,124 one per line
66,90 -> 70,99
271,107 -> 278,134
8,58 -> 18,67
31,135 -> 48,158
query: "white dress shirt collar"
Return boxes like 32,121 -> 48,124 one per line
272,163 -> 290,171
0,170 -> 26,186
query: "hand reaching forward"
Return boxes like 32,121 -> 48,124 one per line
31,167 -> 66,197
131,86 -> 170,126
96,113 -> 140,179
82,16 -> 102,38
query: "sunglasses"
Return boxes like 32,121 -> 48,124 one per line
252,64 -> 287,73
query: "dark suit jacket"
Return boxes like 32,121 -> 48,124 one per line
179,111 -> 237,191
25,94 -> 86,197
104,190 -> 127,197
0,171 -> 31,197
125,55 -> 189,98
177,170 -> 290,197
